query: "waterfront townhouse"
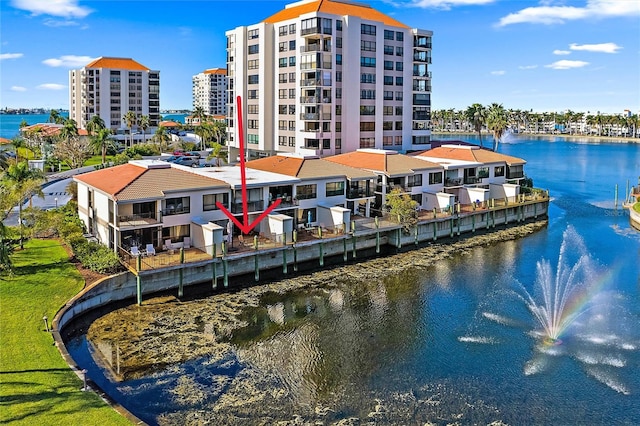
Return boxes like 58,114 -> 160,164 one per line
413,144 -> 526,207
192,68 -> 228,116
324,149 -> 443,214
245,153 -> 378,226
69,57 -> 160,143
74,160 -> 230,253
225,0 -> 432,160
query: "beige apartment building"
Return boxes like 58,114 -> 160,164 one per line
192,68 -> 228,116
225,0 -> 432,160
69,57 -> 160,142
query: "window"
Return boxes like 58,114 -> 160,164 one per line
248,105 -> 258,114
336,105 -> 342,115
336,54 -> 342,65
164,197 -> 190,215
384,29 -> 394,40
248,59 -> 259,69
384,76 -> 393,85
279,26 -> 287,36
396,106 -> 403,115
296,184 -> 317,200
279,136 -> 287,146
360,121 -> 375,131
248,75 -> 259,84
361,73 -> 375,83
361,40 -> 376,51
336,88 -> 342,99
336,138 -> 341,149
494,166 -> 505,177
326,181 -> 345,196
360,56 -> 375,67
361,24 -> 376,35
279,41 -> 287,52
383,121 -> 393,130
322,18 -> 332,35
336,37 -> 342,48
396,62 -> 403,71
408,174 -> 422,187
247,134 -> 259,144
336,71 -> 342,82
396,77 -> 403,86
361,90 -> 375,100
384,45 -> 394,55
429,172 -> 443,185
301,17 -> 318,35
203,193 -> 229,211
289,136 -> 296,147
289,89 -> 296,100
383,106 -> 393,115
289,56 -> 296,66
247,119 -> 258,129
383,90 -> 393,100
289,120 -> 295,130
289,72 -> 296,82
289,40 -> 296,50
289,23 -> 296,33
279,119 -> 287,129
384,60 -> 394,70
383,136 -> 393,146
279,58 -> 287,68
395,121 -> 403,130
248,44 -> 259,54
289,104 -> 295,114
335,121 -> 342,131
360,105 -> 376,115
396,91 -> 403,101
478,167 -> 490,179
336,20 -> 342,31
248,29 -> 259,39
396,46 -> 404,56
396,31 -> 404,41
279,89 -> 286,99
360,137 -> 375,148
279,73 -> 287,83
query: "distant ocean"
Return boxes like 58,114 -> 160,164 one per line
0,112 -> 68,139
0,112 -> 187,140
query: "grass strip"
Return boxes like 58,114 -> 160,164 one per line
0,238 -> 130,425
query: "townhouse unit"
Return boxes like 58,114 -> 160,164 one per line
192,68 -> 228,116
413,144 -> 526,208
69,57 -> 160,142
225,0 -> 432,161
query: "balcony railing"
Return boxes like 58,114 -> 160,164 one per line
347,189 -> 373,199
507,171 -> 525,179
300,96 -> 320,104
300,45 -> 331,53
162,206 -> 190,216
231,200 -> 264,214
117,212 -> 158,226
444,178 -> 462,187
464,177 -> 482,185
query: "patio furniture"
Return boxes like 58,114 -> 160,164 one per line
131,246 -> 141,257
183,237 -> 191,249
146,244 -> 156,256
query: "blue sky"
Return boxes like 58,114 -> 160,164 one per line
1,0 -> 638,114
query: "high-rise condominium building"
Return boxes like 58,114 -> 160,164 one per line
192,68 -> 228,116
69,57 -> 160,141
225,0 -> 432,160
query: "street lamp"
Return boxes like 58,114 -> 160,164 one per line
54,198 -> 58,209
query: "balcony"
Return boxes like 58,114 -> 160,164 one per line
507,171 -> 525,179
231,200 -> 264,214
300,96 -> 320,104
444,178 -> 463,187
347,189 -> 373,199
300,45 -> 331,53
117,212 -> 159,227
162,206 -> 190,216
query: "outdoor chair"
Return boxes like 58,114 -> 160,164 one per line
131,246 -> 141,257
164,239 -> 173,251
146,244 -> 156,256
183,237 -> 191,249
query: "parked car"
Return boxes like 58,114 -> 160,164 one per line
161,155 -> 181,163
172,156 -> 200,167
185,151 -> 201,159
173,149 -> 185,156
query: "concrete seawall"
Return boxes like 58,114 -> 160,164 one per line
629,204 -> 640,231
53,199 -> 549,334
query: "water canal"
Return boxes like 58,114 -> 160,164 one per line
65,136 -> 640,425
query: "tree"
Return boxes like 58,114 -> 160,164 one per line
59,118 -> 79,141
54,136 -> 92,170
1,161 -> 45,249
385,188 -> 419,233
153,126 -> 171,151
86,115 -> 106,136
139,114 -> 150,144
90,128 -> 116,164
465,103 -> 486,148
486,103 -> 508,151
49,109 -> 64,124
212,120 -> 227,145
123,111 -> 138,148
207,142 -> 227,166
192,106 -> 206,127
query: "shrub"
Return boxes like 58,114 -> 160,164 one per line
78,242 -> 121,274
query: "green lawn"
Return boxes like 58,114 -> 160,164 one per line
0,239 -> 130,425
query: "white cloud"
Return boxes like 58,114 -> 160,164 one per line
491,70 -> 506,75
518,65 -> 538,69
11,86 -> 27,92
42,55 -> 95,68
570,42 -> 622,53
497,0 -> 640,26
553,49 -> 571,55
409,0 -> 495,10
0,53 -> 24,60
37,83 -> 67,90
545,60 -> 590,70
10,0 -> 92,18
43,18 -> 80,27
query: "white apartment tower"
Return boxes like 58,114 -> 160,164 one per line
225,0 -> 432,160
69,57 -> 160,140
192,68 -> 228,115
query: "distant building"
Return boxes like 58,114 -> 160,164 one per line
192,68 -> 228,116
225,0 -> 432,160
69,57 -> 161,142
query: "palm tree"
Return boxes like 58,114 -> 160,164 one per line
138,115 -> 150,144
486,103 -> 508,152
86,115 -> 106,136
123,111 -> 137,148
212,120 -> 227,145
207,142 -> 227,166
90,128 -> 115,164
192,106 -> 206,127
48,109 -> 64,124
59,118 -> 79,141
153,126 -> 170,151
465,103 -> 486,148
1,161 -> 45,249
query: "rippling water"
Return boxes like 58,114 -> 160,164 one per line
66,136 -> 640,425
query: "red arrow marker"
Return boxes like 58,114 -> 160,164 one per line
216,96 -> 282,234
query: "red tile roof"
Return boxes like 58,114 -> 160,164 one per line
203,68 -> 226,75
264,0 -> 409,28
85,57 -> 150,71
416,146 -> 526,165
246,155 -> 304,176
74,163 -> 147,197
159,120 -> 180,127
20,123 -> 88,137
325,150 -> 441,177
